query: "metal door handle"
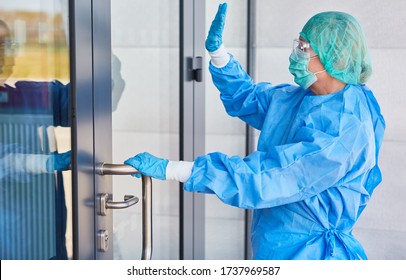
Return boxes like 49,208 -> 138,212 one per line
97,163 -> 153,260
97,193 -> 139,216
97,163 -> 141,175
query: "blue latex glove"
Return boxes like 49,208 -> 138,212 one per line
46,151 -> 72,172
205,3 -> 228,52
124,152 -> 169,180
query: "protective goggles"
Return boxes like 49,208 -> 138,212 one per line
292,38 -> 317,61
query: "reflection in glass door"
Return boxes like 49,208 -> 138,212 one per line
0,0 -> 72,259
110,0 -> 180,260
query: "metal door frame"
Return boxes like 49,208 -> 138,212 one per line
180,0 -> 206,260
69,0 -> 96,260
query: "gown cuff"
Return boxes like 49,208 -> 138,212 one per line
208,44 -> 230,68
166,160 -> 194,183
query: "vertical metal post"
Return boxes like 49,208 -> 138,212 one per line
193,0 -> 206,260
245,0 -> 256,260
141,175 -> 153,260
70,0 -> 95,259
92,0 -> 113,260
180,0 -> 206,260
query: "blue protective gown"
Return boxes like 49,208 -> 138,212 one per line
184,55 -> 385,260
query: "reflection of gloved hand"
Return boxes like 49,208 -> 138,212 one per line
205,3 -> 228,52
124,152 -> 168,180
46,151 -> 71,172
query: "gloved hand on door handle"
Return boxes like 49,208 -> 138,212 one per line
124,152 -> 169,180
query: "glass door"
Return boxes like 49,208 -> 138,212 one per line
109,0 -> 180,260
0,0 -> 72,259
72,0 -> 204,260
72,0 -> 186,260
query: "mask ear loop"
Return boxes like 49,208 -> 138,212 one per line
308,54 -> 326,75
313,69 -> 326,75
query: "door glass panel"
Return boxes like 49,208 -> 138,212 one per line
111,1 -> 180,260
0,0 -> 72,259
204,0 -> 248,259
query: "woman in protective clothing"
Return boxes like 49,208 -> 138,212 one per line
124,3 -> 385,260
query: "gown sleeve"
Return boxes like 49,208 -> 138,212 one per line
184,101 -> 376,209
0,143 -> 31,182
209,54 -> 293,131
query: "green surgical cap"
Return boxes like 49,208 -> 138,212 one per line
300,11 -> 372,84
